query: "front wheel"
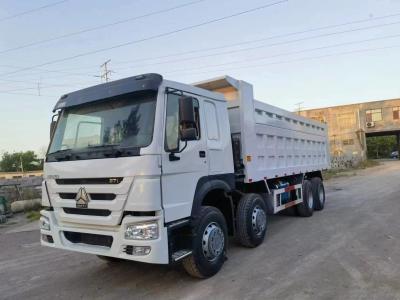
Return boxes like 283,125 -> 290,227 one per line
182,206 -> 228,278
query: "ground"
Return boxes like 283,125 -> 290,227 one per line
1,160 -> 400,300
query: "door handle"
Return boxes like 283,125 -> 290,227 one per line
199,151 -> 206,158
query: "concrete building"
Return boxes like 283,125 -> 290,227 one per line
300,98 -> 400,168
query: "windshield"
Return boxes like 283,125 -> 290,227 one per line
47,91 -> 157,161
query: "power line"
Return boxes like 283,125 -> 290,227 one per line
0,64 -> 98,77
0,0 -> 68,22
111,11 -> 400,66
116,20 -> 400,71
4,46 -> 399,96
0,90 -> 57,97
168,44 -> 400,78
163,32 -> 400,75
0,0 -> 287,78
5,8 -> 399,80
0,0 -> 206,55
0,78 -> 99,91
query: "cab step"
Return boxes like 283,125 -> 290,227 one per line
171,249 -> 192,262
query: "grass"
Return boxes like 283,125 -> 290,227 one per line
323,159 -> 380,180
26,210 -> 41,221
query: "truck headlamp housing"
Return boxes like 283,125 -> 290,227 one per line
125,222 -> 158,240
40,216 -> 50,231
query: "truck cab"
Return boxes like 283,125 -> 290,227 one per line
41,74 -> 234,272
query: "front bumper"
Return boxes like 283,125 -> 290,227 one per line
40,209 -> 169,264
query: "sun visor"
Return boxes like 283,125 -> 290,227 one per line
53,73 -> 163,112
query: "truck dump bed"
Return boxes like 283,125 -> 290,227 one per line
195,76 -> 330,183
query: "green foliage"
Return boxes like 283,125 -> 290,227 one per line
26,210 -> 41,221
0,151 -> 43,172
367,136 -> 397,159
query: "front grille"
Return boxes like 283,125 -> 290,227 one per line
63,208 -> 111,216
56,178 -> 123,185
64,231 -> 113,247
59,193 -> 116,200
59,193 -> 76,199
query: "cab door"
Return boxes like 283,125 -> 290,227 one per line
161,90 -> 208,223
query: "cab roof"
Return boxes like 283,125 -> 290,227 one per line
53,73 -> 163,112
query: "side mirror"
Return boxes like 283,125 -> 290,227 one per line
50,120 -> 57,138
179,96 -> 195,125
181,128 -> 197,141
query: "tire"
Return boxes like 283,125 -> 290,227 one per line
311,177 -> 325,211
296,180 -> 314,217
97,255 -> 121,263
235,193 -> 267,248
182,206 -> 228,278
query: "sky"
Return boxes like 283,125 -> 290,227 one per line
1,0 -> 400,154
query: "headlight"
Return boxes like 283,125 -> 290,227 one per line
40,216 -> 50,231
125,222 -> 158,240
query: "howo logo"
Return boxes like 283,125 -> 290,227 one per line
75,187 -> 90,208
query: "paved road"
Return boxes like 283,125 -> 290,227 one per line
1,161 -> 400,300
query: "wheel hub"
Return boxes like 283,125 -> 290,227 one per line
202,223 -> 224,261
252,205 -> 266,236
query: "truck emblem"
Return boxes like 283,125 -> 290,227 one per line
75,187 -> 90,208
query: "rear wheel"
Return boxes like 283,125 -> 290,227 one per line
296,180 -> 314,217
235,193 -> 267,248
182,206 -> 228,278
311,177 -> 325,211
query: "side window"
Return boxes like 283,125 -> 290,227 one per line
165,92 -> 201,151
204,101 -> 220,140
188,98 -> 201,140
165,94 -> 180,151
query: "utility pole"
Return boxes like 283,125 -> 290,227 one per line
294,101 -> 304,115
98,59 -> 113,82
19,156 -> 24,173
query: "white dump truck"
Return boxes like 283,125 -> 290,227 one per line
40,73 -> 329,278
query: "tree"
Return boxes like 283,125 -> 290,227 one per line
366,136 -> 397,159
0,151 -> 43,172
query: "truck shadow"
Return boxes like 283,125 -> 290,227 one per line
40,212 -> 312,299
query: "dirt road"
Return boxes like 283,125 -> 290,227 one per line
1,161 -> 400,300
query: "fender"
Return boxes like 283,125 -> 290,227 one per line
191,174 -> 235,217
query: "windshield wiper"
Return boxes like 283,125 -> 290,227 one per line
48,148 -> 74,161
87,144 -> 124,158
87,144 -> 119,148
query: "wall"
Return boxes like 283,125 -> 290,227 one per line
300,98 -> 400,168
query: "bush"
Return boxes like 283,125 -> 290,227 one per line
26,210 -> 41,221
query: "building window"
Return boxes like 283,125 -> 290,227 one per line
393,107 -> 400,120
365,109 -> 382,122
342,139 -> 354,146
